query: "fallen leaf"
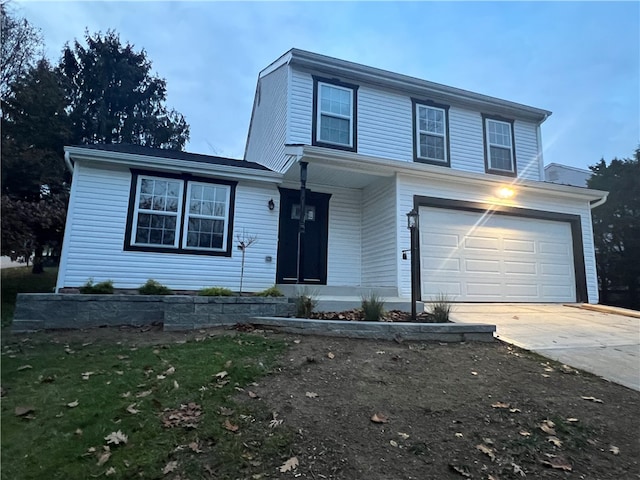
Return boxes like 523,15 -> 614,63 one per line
247,390 -> 258,399
581,396 -> 604,403
105,430 -> 128,445
75,428 -> 83,436
509,408 -> 521,413
610,445 -> 620,455
547,436 -> 562,447
512,463 -> 526,477
163,460 -> 178,475
214,371 -> 228,379
471,371 -> 478,376
116,355 -> 129,360
376,350 -> 385,354
327,352 -> 335,359
398,432 -> 410,440
389,439 -> 398,447
105,466 -> 116,476
97,447 -> 111,466
81,371 -> 95,380
219,406 -> 234,416
476,444 -> 496,461
120,391 -> 131,398
519,430 -> 531,437
491,402 -> 510,409
17,365 -> 33,371
136,390 -> 152,398
371,412 -> 388,423
448,464 -> 471,477
305,391 -> 318,398
14,406 -> 35,417
67,400 -> 79,408
126,403 -> 140,414
164,366 -> 175,375
566,417 -> 579,423
540,419 -> 556,435
279,456 -> 299,473
541,373 -> 551,378
224,419 -> 239,432
173,380 -> 179,389
541,455 -> 572,471
189,441 -> 202,453
455,432 -> 464,438
156,374 -> 166,380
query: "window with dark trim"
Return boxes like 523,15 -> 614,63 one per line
312,76 -> 358,152
482,114 -> 517,176
412,99 -> 450,166
124,170 -> 236,256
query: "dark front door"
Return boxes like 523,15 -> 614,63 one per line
276,188 -> 331,284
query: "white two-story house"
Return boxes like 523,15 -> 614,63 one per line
56,49 -> 607,304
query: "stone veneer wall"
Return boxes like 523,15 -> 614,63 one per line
12,294 -> 295,332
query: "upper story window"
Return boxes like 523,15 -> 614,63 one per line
312,76 -> 358,152
413,100 -> 450,166
483,115 -> 517,176
125,171 -> 236,256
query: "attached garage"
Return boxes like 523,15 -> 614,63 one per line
419,206 -> 579,302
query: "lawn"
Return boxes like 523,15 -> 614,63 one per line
1,330 -> 287,479
1,266 -> 58,327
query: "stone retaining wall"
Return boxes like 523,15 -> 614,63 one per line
12,294 -> 295,332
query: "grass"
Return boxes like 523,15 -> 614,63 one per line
361,292 -> 385,321
1,266 -> 58,327
1,333 -> 287,479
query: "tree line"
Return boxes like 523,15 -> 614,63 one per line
0,2 -> 189,272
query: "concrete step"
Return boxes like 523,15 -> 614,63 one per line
276,284 -> 399,298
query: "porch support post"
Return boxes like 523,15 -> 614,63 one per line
296,161 -> 308,283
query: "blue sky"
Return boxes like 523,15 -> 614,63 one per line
14,1 -> 640,170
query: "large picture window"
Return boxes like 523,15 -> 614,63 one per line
413,100 -> 449,165
125,171 -> 236,256
312,76 -> 358,152
483,115 -> 517,176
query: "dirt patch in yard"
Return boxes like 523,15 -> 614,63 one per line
4,326 -> 638,479
246,334 -> 639,479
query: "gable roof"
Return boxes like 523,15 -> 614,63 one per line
74,143 -> 271,171
262,48 -> 551,123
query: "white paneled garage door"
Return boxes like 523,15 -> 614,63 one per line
419,207 -> 576,302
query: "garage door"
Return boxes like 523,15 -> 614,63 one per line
419,207 -> 576,302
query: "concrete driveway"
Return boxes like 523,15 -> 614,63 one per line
450,304 -> 640,391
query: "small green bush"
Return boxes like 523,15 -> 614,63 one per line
198,286 -> 235,296
255,285 -> 284,297
138,279 -> 173,295
295,288 -> 318,318
361,292 -> 385,321
79,279 -> 114,294
428,293 -> 453,322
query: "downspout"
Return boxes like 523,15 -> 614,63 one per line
64,151 -> 74,173
590,193 -> 609,210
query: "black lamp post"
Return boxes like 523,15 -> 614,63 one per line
406,209 -> 419,322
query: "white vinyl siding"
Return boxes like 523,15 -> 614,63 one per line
245,64 -> 289,171
326,187 -> 362,286
361,177 -> 397,287
288,68 -> 313,145
396,173 -> 599,303
56,162 -> 280,292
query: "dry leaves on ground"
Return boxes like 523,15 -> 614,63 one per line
279,456 -> 299,473
161,402 -> 203,429
305,391 -> 318,398
223,419 -> 239,432
581,395 -> 604,403
541,454 -> 572,471
371,412 -> 388,423
476,443 -> 496,461
163,461 -> 178,475
105,430 -> 128,445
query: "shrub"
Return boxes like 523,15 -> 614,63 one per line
361,292 -> 385,321
255,285 -> 284,297
138,279 -> 173,295
79,279 -> 114,294
428,293 -> 453,322
198,286 -> 235,296
295,288 -> 318,318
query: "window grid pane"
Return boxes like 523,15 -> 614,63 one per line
419,134 -> 445,161
135,213 -> 177,246
417,105 -> 446,162
487,120 -> 514,171
184,183 -> 229,251
318,83 -> 352,146
489,145 -> 513,171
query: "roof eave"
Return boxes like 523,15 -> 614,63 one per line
65,146 -> 283,183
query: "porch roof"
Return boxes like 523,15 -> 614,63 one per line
282,145 -> 608,203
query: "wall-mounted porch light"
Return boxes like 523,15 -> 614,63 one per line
268,198 -> 275,210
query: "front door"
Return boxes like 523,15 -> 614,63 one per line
276,188 -> 331,284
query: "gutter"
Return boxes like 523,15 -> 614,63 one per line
64,151 -> 74,173
590,193 -> 609,209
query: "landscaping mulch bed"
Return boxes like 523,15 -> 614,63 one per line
309,309 -> 442,322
